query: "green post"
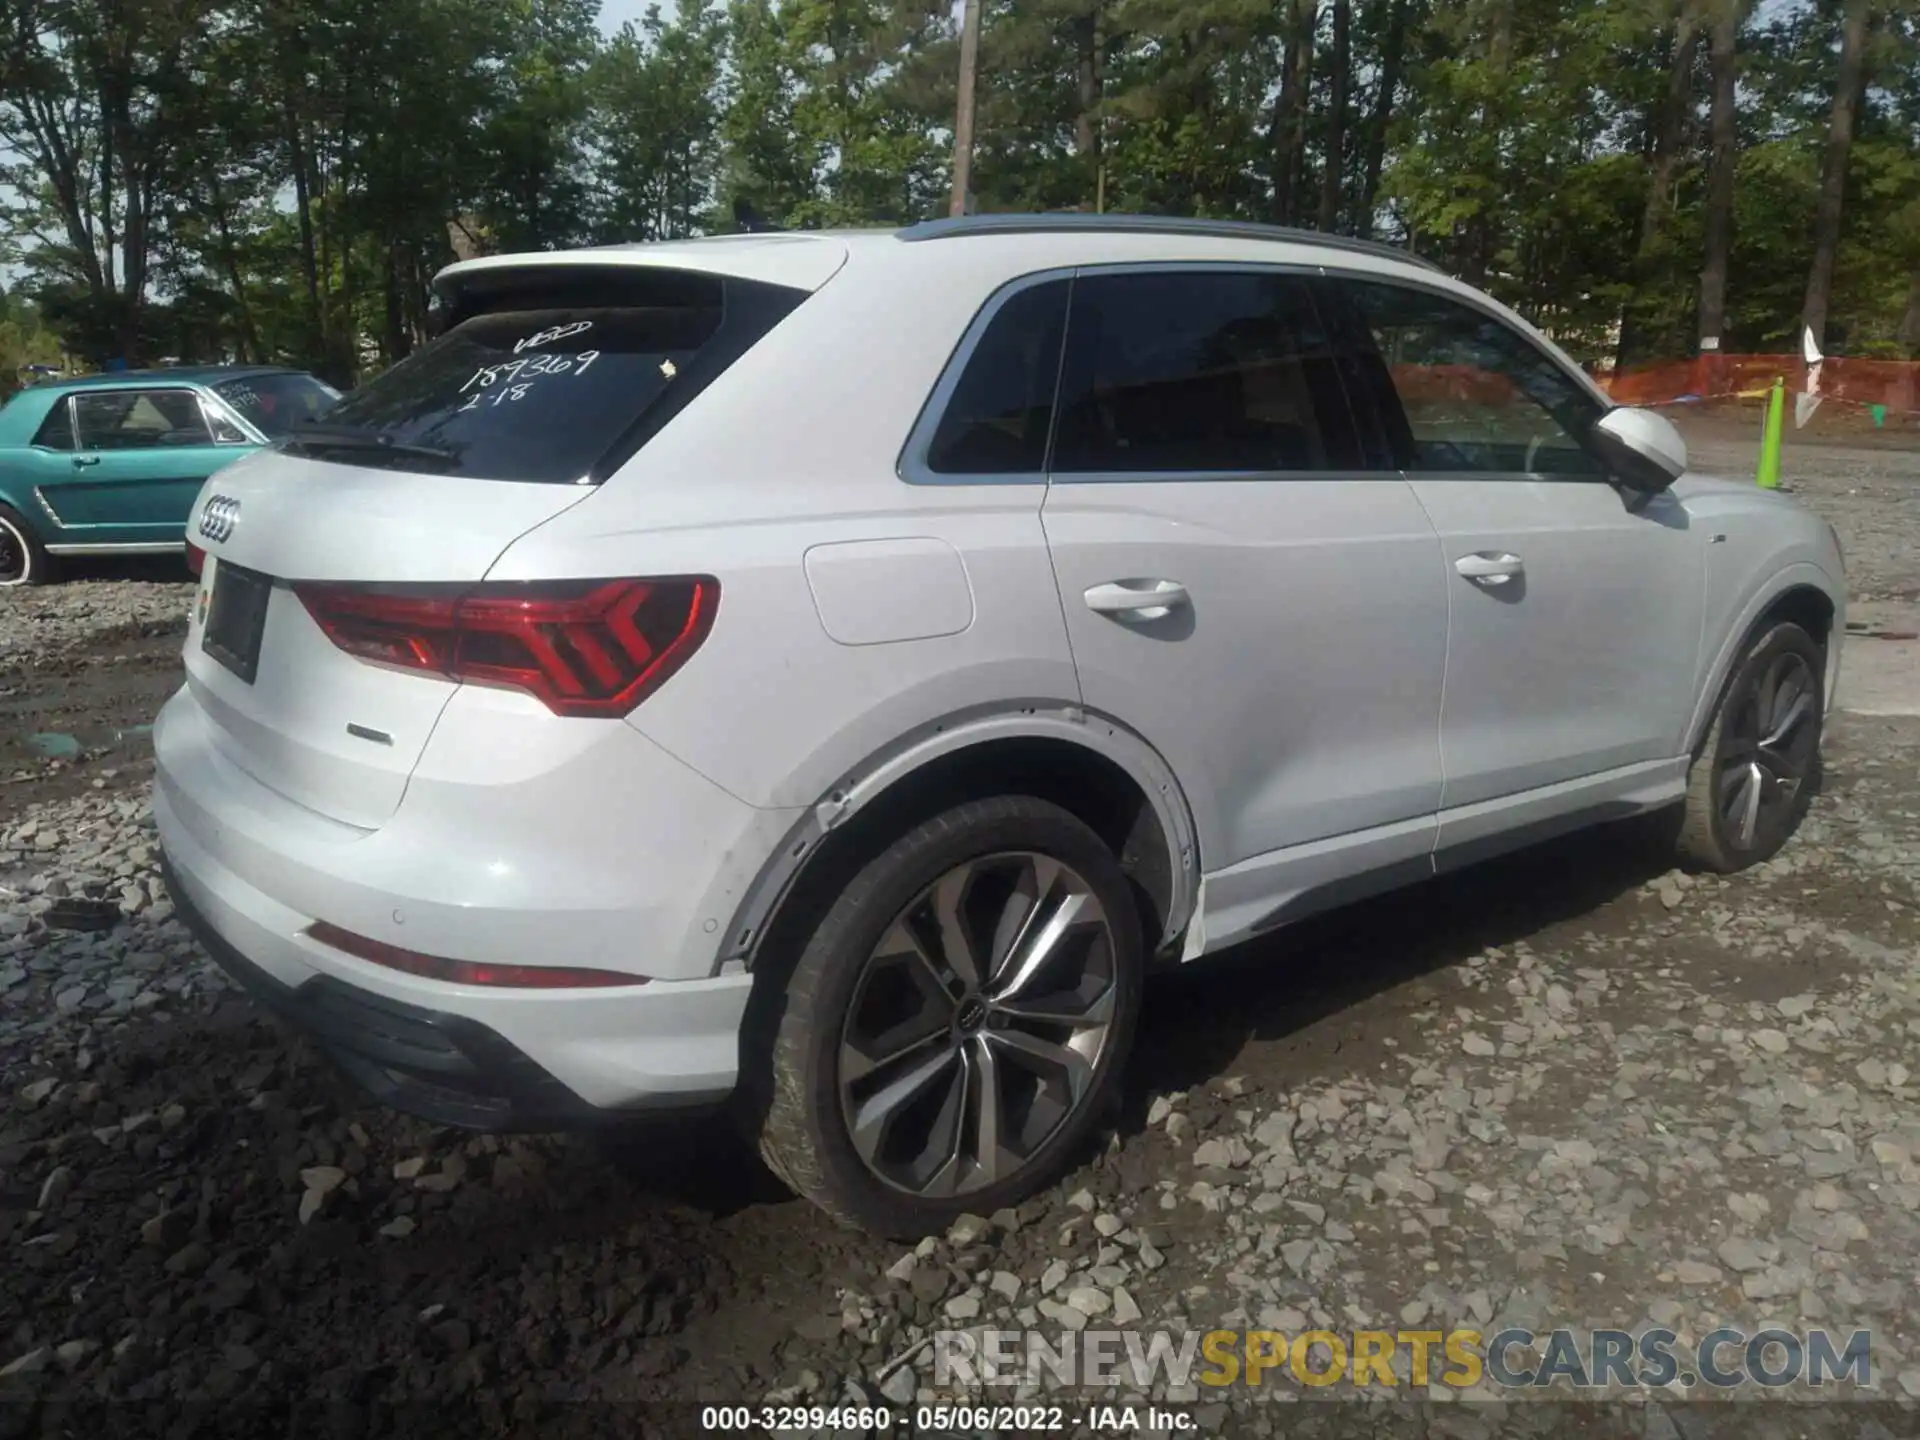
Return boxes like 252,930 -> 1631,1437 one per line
1871,403 -> 1887,428
1755,376 -> 1785,489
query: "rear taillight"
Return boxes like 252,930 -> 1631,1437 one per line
185,542 -> 205,577
305,920 -> 647,988
293,577 -> 717,718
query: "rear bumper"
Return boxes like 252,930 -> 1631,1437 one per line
164,855 -> 604,1131
153,682 -> 779,1116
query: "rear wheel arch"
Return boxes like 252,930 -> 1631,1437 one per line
724,710 -> 1200,988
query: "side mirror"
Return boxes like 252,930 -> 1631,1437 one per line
1590,407 -> 1688,494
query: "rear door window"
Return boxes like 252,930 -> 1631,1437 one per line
297,267 -> 808,482
1051,269 -> 1366,474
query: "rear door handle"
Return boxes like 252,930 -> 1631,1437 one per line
1084,579 -> 1189,620
71,456 -> 101,469
1454,552 -> 1524,585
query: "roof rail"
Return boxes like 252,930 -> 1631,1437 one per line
895,212 -> 1442,273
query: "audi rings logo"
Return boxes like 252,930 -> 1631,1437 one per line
198,495 -> 241,544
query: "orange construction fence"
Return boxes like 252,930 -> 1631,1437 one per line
1597,353 -> 1920,415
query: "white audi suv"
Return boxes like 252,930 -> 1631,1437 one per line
154,214 -> 1846,1237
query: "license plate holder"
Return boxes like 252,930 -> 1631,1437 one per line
201,561 -> 273,684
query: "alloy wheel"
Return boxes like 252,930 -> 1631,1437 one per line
836,851 -> 1119,1198
1717,650 -> 1818,852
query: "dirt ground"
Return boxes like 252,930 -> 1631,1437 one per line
0,426 -> 1916,1438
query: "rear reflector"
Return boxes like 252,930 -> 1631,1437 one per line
293,577 -> 717,718
304,920 -> 648,989
185,542 -> 205,577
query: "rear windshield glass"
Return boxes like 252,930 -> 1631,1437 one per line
296,268 -> 808,483
215,373 -> 341,437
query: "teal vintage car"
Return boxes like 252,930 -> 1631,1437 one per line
0,366 -> 341,586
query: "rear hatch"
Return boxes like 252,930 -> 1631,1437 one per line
182,249 -> 837,829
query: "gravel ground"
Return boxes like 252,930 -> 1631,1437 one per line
1,432 -> 1916,1437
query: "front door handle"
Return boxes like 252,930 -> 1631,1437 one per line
71,456 -> 101,469
1454,552 -> 1524,585
1084,579 -> 1189,620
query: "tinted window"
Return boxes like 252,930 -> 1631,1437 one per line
214,373 -> 340,438
1053,270 -> 1361,474
31,399 -> 73,451
305,268 -> 806,482
73,390 -> 213,450
1341,281 -> 1602,476
926,280 -> 1069,475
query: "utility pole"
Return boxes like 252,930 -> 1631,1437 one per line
950,0 -> 982,217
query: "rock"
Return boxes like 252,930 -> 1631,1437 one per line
1066,1287 -> 1111,1318
164,1242 -> 210,1276
54,1340 -> 97,1372
1750,1029 -> 1790,1055
18,1078 -> 57,1109
909,1267 -> 950,1306
1112,1287 -> 1142,1325
297,1189 -> 328,1225
1093,1213 -> 1124,1238
943,1294 -> 981,1321
1137,1239 -> 1166,1271
36,1166 -> 73,1212
1553,1139 -> 1598,1166
392,1157 -> 427,1180
884,1254 -> 917,1284
140,1209 -> 190,1250
1065,1188 -> 1095,1212
0,1348 -> 50,1379
990,1271 -> 1020,1302
1146,1096 -> 1175,1127
1462,1033 -> 1496,1057
1715,1238 -> 1767,1273
300,1165 -> 346,1194
1037,1298 -> 1088,1332
946,1212 -> 990,1246
1040,1259 -> 1069,1293
379,1216 -> 417,1238
879,1367 -> 916,1405
1674,1260 -> 1722,1285
1192,1137 -> 1250,1169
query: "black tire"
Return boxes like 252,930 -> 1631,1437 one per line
1675,620 -> 1825,873
744,795 -> 1144,1238
0,503 -> 54,588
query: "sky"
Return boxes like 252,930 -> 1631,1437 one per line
595,0 -> 655,37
